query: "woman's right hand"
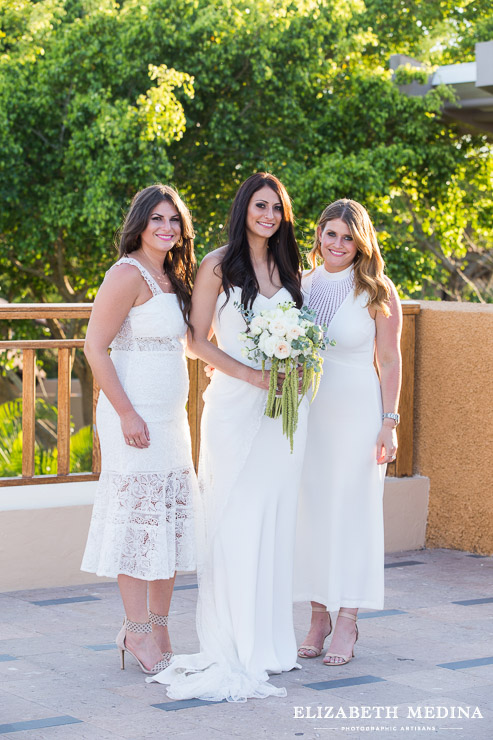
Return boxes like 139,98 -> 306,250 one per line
247,368 -> 272,390
120,410 -> 150,448
247,367 -> 288,392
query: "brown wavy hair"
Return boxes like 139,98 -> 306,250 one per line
308,199 -> 391,316
220,172 -> 303,310
117,184 -> 196,327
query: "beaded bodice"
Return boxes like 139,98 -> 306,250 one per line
304,264 -> 354,331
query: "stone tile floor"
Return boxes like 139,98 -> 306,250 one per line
0,549 -> 492,740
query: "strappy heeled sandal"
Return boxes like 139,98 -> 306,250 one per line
297,605 -> 333,659
149,611 -> 173,665
323,609 -> 358,666
115,618 -> 170,675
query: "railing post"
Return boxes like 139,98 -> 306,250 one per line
186,358 -> 199,469
57,348 -> 72,475
21,349 -> 36,477
187,344 -> 215,471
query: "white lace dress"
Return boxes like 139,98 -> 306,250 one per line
81,257 -> 197,580
148,287 -> 309,701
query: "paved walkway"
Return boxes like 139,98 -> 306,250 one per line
0,549 -> 492,740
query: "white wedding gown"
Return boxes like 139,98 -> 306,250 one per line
149,287 -> 308,702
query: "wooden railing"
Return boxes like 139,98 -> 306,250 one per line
0,304 -> 98,487
0,302 -> 420,485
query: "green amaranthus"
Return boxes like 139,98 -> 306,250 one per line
263,356 -> 322,453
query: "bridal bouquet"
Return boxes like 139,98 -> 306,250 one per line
236,301 -> 331,452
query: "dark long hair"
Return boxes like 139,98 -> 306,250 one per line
117,184 -> 196,326
219,173 -> 303,310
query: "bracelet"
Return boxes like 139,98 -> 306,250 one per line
382,412 -> 400,427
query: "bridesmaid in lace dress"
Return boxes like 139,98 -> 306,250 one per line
81,184 -> 198,675
294,199 -> 402,666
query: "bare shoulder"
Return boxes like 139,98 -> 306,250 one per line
197,247 -> 227,280
384,277 -> 402,316
96,262 -> 144,303
104,261 -> 143,286
200,246 -> 227,267
384,275 -> 399,298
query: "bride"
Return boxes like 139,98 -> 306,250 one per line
148,172 -> 309,702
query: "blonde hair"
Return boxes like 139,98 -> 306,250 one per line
308,199 -> 391,316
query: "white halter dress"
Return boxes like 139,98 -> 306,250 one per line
293,265 -> 386,610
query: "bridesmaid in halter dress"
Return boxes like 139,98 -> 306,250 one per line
294,199 -> 402,666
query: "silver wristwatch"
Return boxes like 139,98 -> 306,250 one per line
382,412 -> 400,426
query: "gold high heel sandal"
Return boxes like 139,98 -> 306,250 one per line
149,611 -> 173,665
115,618 -> 170,675
323,610 -> 358,666
297,605 -> 333,659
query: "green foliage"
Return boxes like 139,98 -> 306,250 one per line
0,398 -> 57,475
0,397 -> 93,476
393,64 -> 430,86
0,0 -> 492,306
69,424 -> 93,473
0,0 -> 193,303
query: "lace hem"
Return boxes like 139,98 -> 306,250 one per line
81,467 -> 197,580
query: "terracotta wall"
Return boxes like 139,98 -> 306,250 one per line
413,301 -> 493,554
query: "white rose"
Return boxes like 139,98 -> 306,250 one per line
241,347 -> 249,358
270,319 -> 288,337
238,332 -> 248,342
262,336 -> 278,357
274,340 -> 291,360
286,325 -> 303,340
284,308 -> 300,322
251,315 -> 268,332
258,330 -> 271,350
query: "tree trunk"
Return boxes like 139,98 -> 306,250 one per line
0,375 -> 19,404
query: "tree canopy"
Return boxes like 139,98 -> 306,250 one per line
1,0 -> 492,314
0,0 -> 492,322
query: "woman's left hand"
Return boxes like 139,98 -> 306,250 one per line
376,423 -> 398,465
